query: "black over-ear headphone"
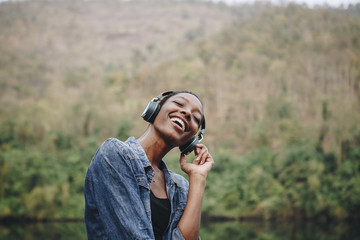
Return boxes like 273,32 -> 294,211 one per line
141,91 -> 206,155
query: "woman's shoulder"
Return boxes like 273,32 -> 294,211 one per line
94,137 -> 140,164
98,137 -> 128,154
97,137 -> 147,162
90,137 -> 145,173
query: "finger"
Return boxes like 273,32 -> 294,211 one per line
194,144 -> 206,156
195,143 -> 206,150
194,144 -> 207,159
194,146 -> 204,163
201,151 -> 212,165
195,151 -> 207,165
179,154 -> 186,168
200,152 -> 210,165
193,153 -> 201,165
205,154 -> 214,166
195,146 -> 200,155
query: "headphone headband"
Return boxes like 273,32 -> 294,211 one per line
152,91 -> 174,103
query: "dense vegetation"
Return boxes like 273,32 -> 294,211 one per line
0,0 -> 360,222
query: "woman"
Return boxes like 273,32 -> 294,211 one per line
84,90 -> 214,240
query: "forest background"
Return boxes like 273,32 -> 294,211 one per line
0,0 -> 360,222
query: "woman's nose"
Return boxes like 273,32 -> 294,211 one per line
181,109 -> 191,120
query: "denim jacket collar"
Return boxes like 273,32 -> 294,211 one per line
126,137 -> 177,189
126,137 -> 152,169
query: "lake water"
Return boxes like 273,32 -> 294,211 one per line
0,219 -> 359,240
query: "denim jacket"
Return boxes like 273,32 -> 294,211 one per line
84,137 -> 190,240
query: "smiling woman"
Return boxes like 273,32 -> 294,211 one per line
84,90 -> 214,240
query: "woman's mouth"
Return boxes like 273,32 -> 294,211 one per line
170,117 -> 185,131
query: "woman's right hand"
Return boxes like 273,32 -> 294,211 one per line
179,144 -> 214,178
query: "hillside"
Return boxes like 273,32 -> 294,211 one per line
0,0 -> 234,143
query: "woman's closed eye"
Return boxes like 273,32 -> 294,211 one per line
173,100 -> 184,107
193,115 -> 200,125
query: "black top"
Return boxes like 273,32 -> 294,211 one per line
150,190 -> 171,240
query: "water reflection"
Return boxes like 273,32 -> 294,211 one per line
0,221 -> 87,240
0,220 -> 359,239
200,220 -> 360,240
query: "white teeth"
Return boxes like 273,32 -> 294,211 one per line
170,117 -> 185,130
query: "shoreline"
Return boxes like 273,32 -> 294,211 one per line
0,217 -> 84,224
1,214 -> 359,225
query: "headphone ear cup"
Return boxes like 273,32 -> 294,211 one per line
141,101 -> 161,123
179,137 -> 199,155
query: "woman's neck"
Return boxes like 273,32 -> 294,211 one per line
138,126 -> 173,168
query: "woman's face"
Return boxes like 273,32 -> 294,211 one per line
152,93 -> 203,147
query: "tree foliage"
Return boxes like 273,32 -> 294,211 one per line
0,0 -> 360,220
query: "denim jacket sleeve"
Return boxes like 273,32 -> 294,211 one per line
84,139 -> 154,240
163,170 -> 200,240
